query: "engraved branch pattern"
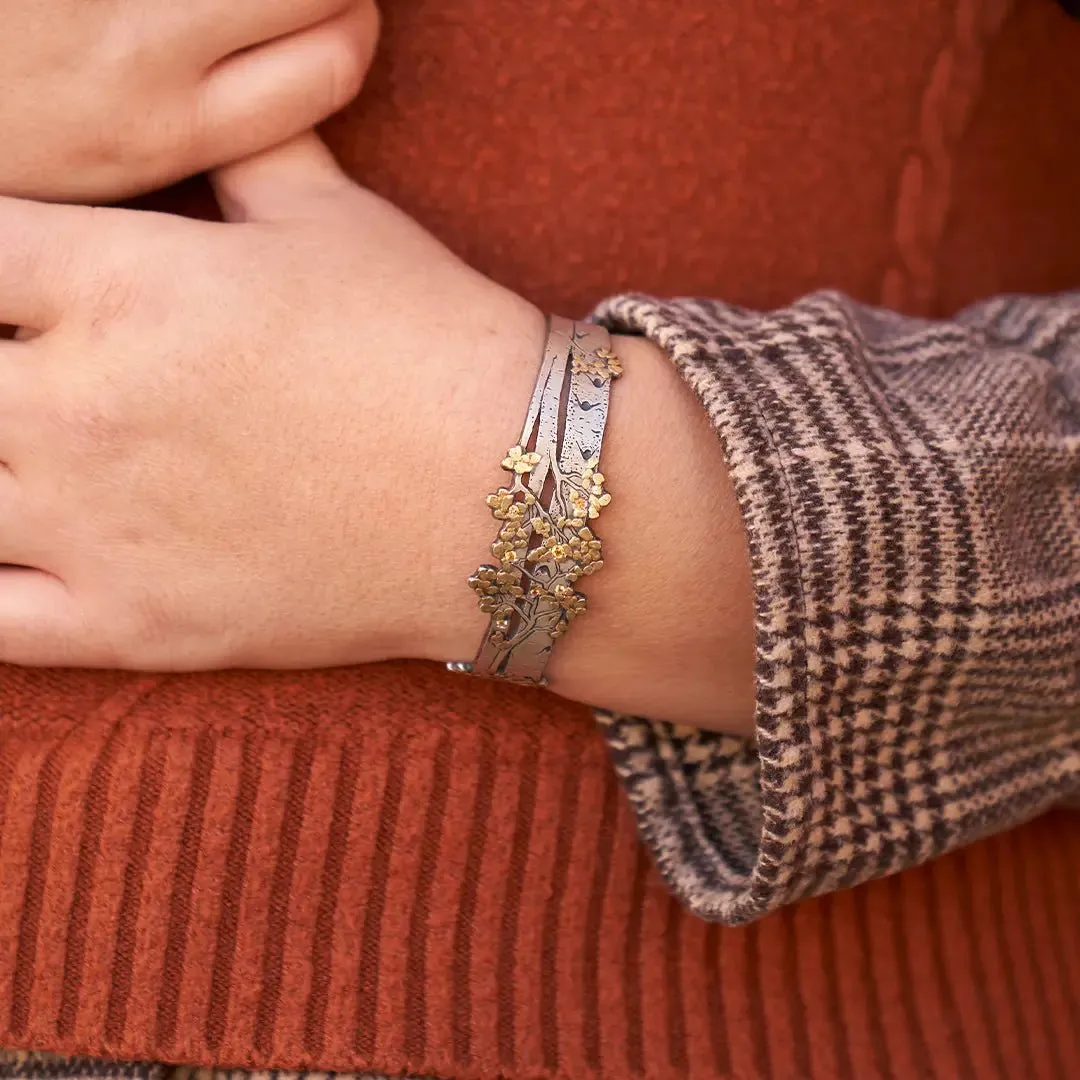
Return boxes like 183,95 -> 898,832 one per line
467,342 -> 621,661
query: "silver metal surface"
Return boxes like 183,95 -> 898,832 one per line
450,316 -> 618,686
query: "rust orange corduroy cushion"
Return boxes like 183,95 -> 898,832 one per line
3,0 -> 1080,1077
0,665 -> 1078,1079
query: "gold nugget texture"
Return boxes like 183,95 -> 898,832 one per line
468,454 -> 610,645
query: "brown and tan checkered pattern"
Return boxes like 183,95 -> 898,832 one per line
595,289 -> 1080,924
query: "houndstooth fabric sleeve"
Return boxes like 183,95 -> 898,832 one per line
591,290 -> 1080,924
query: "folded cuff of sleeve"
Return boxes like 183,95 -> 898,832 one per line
592,290 -> 1080,924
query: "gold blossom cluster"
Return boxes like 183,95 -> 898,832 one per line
467,443 -> 613,647
571,344 -> 623,381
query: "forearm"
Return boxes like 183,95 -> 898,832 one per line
418,300 -> 755,735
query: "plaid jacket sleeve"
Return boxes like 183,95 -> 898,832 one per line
591,290 -> 1080,924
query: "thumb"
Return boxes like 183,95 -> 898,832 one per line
211,131 -> 353,223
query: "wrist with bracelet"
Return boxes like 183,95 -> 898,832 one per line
448,316 -> 621,686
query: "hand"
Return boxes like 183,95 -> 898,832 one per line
0,134 -> 755,732
0,0 -> 378,201
0,133 -> 546,670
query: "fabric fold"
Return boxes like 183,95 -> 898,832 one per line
594,290 -> 1080,923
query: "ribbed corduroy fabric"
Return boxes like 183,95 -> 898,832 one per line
0,664 -> 1079,1079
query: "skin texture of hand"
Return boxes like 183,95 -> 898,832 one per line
0,0 -> 378,202
0,135 -> 755,733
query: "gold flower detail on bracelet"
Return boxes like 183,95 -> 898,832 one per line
468,450 -> 612,649
501,445 -> 542,473
571,344 -> 623,380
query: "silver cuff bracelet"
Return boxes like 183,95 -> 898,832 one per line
447,315 -> 622,686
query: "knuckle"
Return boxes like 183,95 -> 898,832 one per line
72,27 -> 198,191
86,264 -> 143,330
78,103 -> 195,195
107,114 -> 191,181
71,221 -> 160,328
74,102 -> 157,180
0,203 -> 88,316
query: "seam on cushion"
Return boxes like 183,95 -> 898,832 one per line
880,0 -> 1014,315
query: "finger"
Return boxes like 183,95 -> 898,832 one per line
199,0 -> 358,57
198,1 -> 378,175
211,132 -> 352,223
0,567 -> 90,667
0,196 -> 84,331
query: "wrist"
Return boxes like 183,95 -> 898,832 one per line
415,307 -> 755,736
545,333 -> 755,733
407,282 -> 547,663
